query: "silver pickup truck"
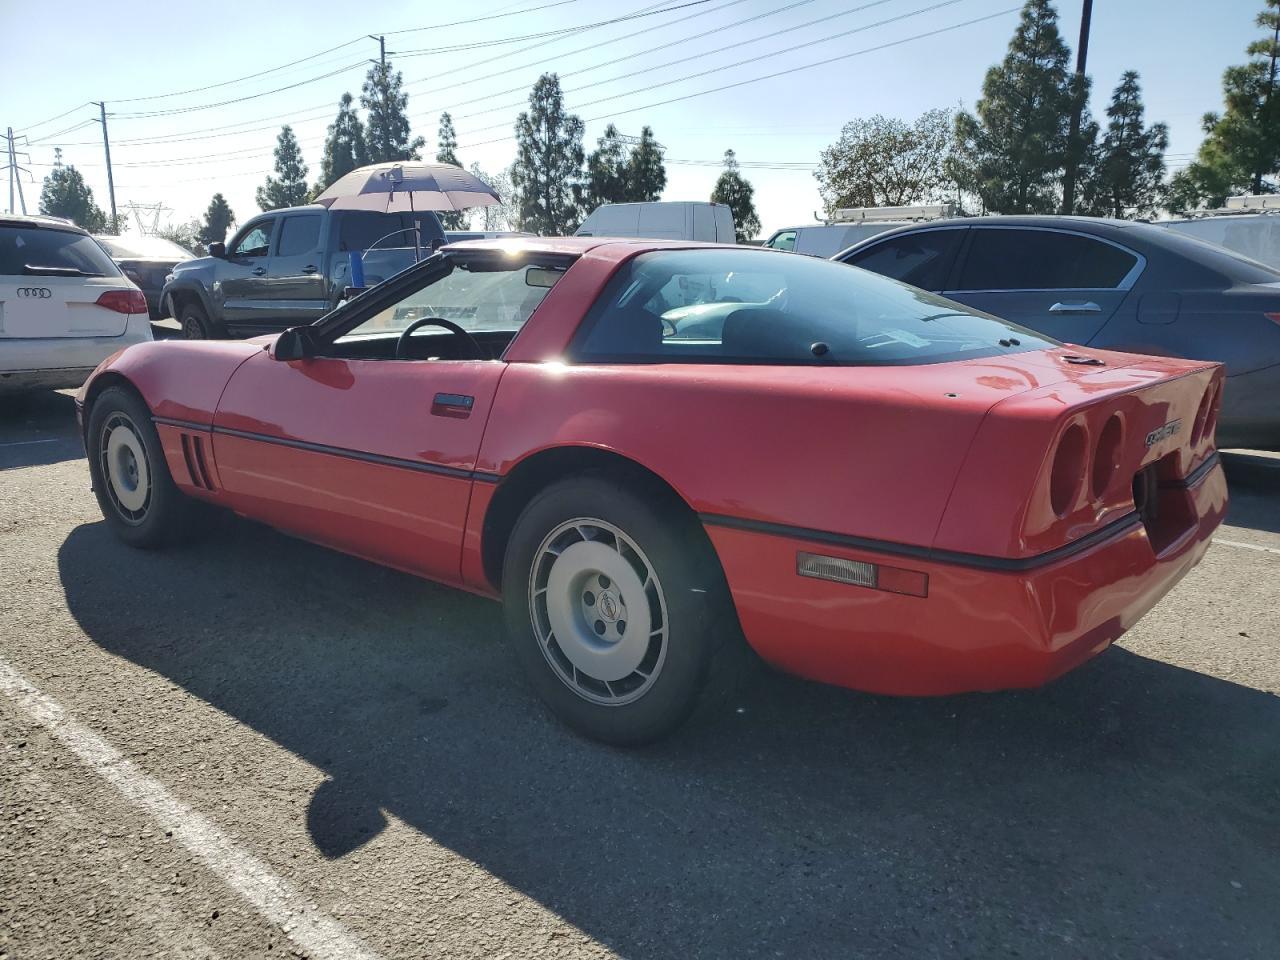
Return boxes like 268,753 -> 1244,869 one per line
160,204 -> 445,338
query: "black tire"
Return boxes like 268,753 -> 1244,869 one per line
503,474 -> 740,746
86,386 -> 209,548
178,301 -> 211,339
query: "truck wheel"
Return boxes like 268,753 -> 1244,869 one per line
179,302 -> 211,339
503,475 -> 735,746
87,386 -> 211,548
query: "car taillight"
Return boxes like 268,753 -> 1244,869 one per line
796,552 -> 928,598
1266,312 -> 1280,327
1049,423 -> 1087,517
96,289 -> 148,314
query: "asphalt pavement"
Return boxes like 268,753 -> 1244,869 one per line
2,389 -> 1278,960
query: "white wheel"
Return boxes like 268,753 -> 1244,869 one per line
529,517 -> 668,706
100,412 -> 152,523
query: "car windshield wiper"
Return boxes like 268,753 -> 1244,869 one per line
22,264 -> 107,277
916,311 -> 972,322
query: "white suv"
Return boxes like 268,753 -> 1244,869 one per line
1,215 -> 152,393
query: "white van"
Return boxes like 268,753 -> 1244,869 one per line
575,202 -> 736,242
1159,200 -> 1280,270
764,204 -> 959,258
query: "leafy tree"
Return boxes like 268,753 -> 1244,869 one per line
584,123 -> 631,210
469,162 -> 517,231
256,126 -> 310,211
38,149 -> 107,231
951,0 -> 1076,213
317,93 -> 368,192
512,74 -> 586,235
815,109 -> 954,214
1081,72 -> 1168,218
198,193 -> 235,246
1168,1 -> 1280,207
627,125 -> 666,202
710,149 -> 760,243
362,62 -> 424,164
156,219 -> 205,256
435,112 -> 468,230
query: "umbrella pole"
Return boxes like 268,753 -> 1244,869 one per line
410,192 -> 422,263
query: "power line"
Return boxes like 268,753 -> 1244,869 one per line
382,0 -> 586,35
112,61 -> 371,119
457,5 -> 1020,150
12,102 -> 94,136
457,0 -> 971,136
449,0 -> 896,122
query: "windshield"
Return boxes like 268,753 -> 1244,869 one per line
572,249 -> 1058,366
338,260 -> 563,341
0,225 -> 121,277
95,235 -> 193,260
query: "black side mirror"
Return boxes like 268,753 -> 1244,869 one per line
343,285 -> 367,302
271,326 -> 316,361
208,241 -> 226,258
430,237 -> 445,252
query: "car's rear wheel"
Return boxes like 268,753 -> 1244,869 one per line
503,475 -> 736,745
87,386 -> 209,548
178,301 -> 211,339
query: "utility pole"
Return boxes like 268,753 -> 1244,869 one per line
6,128 -> 14,215
1060,0 -> 1094,215
93,101 -> 119,232
369,34 -> 386,67
4,127 -> 29,215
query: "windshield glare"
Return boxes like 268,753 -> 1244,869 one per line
573,249 -> 1058,366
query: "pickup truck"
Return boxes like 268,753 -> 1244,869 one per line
160,204 -> 446,338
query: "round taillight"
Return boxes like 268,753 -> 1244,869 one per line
1050,423 -> 1087,517
1202,383 -> 1222,444
1191,383 -> 1214,445
1091,415 -> 1123,499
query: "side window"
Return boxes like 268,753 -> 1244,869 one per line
231,220 -> 274,258
276,215 -> 322,257
845,229 -> 964,291
956,229 -> 1138,291
767,230 -> 797,251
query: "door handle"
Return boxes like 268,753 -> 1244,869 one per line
251,266 -> 266,276
431,392 -> 475,417
1048,300 -> 1102,314
302,264 -> 318,274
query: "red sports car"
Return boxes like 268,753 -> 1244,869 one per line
77,238 -> 1228,744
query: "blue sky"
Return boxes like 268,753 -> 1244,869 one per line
0,0 -> 1268,237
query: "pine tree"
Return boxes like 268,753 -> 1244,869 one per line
435,112 -> 468,230
256,126 -> 310,211
710,150 -> 760,243
1169,1 -> 1280,207
38,149 -> 107,232
627,125 -> 667,202
511,74 -> 585,235
362,62 -> 424,164
584,124 -> 631,210
198,193 -> 235,246
317,93 -> 368,191
469,162 -> 516,231
1083,72 -> 1169,218
951,0 -> 1076,213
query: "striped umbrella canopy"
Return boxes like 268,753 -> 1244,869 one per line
314,161 -> 501,213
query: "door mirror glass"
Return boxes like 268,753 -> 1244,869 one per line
271,326 -> 316,361
208,241 -> 226,258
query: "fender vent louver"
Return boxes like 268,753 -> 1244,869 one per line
180,433 -> 215,490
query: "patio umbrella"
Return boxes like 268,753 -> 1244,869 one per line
314,161 -> 501,260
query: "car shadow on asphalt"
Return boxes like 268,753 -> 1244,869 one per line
58,517 -> 1280,959
1221,452 -> 1280,535
0,391 -> 83,471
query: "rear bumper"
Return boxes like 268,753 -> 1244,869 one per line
705,459 -> 1228,696
1217,363 -> 1280,450
0,322 -> 152,393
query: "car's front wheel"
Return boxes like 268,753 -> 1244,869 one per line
178,301 -> 211,339
87,386 -> 209,548
503,475 -> 736,745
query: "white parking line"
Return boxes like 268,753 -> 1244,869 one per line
0,438 -> 62,447
0,658 -> 385,960
1215,538 -> 1280,556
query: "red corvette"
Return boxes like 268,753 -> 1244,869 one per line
77,238 -> 1228,744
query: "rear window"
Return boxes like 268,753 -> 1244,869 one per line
95,235 -> 192,260
956,228 -> 1138,290
0,226 -> 120,277
571,249 -> 1057,367
337,211 -> 445,252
